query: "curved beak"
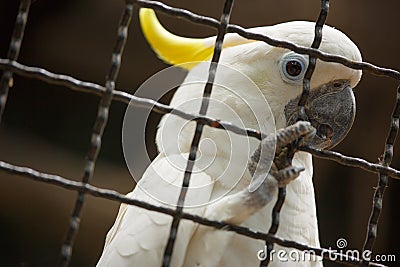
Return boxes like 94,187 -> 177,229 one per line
284,80 -> 356,149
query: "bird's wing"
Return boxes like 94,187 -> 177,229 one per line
97,153 -> 214,267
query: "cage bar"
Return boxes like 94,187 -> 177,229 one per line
59,3 -> 134,266
0,0 -> 31,123
161,1 -> 235,266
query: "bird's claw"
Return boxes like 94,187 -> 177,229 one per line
274,121 -> 316,154
248,121 -> 316,187
272,166 -> 305,187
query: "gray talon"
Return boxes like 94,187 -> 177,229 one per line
274,166 -> 305,187
275,121 -> 316,150
247,121 -> 314,194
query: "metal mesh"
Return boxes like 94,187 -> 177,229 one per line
0,0 -> 399,267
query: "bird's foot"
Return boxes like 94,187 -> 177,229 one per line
248,121 -> 316,191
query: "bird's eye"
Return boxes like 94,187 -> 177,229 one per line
286,61 -> 303,77
280,53 -> 308,83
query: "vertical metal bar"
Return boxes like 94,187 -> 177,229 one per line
161,1 -> 235,266
0,0 -> 31,124
259,187 -> 286,266
362,83 -> 400,264
298,0 -> 329,117
261,1 -> 329,266
59,3 -> 133,266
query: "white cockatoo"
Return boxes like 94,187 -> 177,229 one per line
97,8 -> 362,267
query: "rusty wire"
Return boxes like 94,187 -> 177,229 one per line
1,59 -> 400,181
361,82 -> 400,263
0,159 -> 388,267
161,1 -> 235,266
58,3 -> 134,267
261,1 -> 329,266
136,0 -> 400,80
0,0 -> 399,266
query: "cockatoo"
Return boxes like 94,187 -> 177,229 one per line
97,8 -> 362,267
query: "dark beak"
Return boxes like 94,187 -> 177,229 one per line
284,80 -> 356,149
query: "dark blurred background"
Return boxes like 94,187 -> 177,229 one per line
0,0 -> 399,266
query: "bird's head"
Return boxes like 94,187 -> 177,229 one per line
139,9 -> 362,150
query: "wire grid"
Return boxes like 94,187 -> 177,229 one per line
0,0 -> 399,266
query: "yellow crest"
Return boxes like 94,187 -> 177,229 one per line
139,8 -> 255,70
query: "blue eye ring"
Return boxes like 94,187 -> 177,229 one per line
280,53 -> 308,83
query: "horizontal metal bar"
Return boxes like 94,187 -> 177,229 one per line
0,58 -> 399,181
300,147 -> 400,179
135,0 -> 400,80
0,58 -> 263,140
0,160 -> 387,267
